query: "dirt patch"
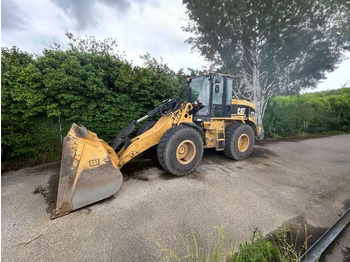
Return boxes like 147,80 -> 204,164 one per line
186,170 -> 206,181
343,199 -> 350,211
341,247 -> 350,262
28,165 -> 60,215
122,155 -> 206,181
270,215 -> 350,261
2,160 -> 60,174
249,147 -> 277,159
30,161 -> 60,174
268,215 -> 328,255
122,156 -> 163,181
44,168 -> 60,214
256,135 -> 334,146
32,185 -> 48,197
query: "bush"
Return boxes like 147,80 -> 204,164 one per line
264,88 -> 350,138
1,46 -> 190,170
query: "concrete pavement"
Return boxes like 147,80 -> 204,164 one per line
2,135 -> 350,261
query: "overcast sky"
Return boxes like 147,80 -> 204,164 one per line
2,0 -> 349,92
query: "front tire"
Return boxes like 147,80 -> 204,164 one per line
224,124 -> 254,160
157,126 -> 204,176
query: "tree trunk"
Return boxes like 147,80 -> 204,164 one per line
252,64 -> 265,139
239,49 -> 268,139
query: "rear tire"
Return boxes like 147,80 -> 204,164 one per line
224,124 -> 254,160
137,121 -> 157,158
157,126 -> 204,176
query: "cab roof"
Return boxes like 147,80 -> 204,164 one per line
186,71 -> 237,82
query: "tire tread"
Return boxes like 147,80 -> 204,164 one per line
157,125 -> 203,176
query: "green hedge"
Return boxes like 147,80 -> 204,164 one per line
1,47 -> 188,169
264,88 -> 350,137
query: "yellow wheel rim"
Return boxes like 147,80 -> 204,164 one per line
176,140 -> 196,165
238,134 -> 249,152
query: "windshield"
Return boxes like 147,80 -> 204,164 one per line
188,76 -> 210,116
188,76 -> 210,103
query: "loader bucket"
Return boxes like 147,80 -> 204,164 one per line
52,124 -> 123,219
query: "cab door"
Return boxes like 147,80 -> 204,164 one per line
211,77 -> 224,117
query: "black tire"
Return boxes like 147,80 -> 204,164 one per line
224,124 -> 254,160
157,126 -> 204,176
137,121 -> 157,158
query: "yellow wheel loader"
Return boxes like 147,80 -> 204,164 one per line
52,72 -> 262,219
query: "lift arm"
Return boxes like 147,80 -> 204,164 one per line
111,97 -> 182,152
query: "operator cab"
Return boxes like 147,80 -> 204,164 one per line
187,73 -> 235,121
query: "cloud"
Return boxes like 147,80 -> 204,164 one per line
1,0 -> 347,90
50,0 -> 135,30
1,0 -> 27,30
1,0 -> 206,71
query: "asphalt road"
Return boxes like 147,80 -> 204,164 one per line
2,135 -> 350,262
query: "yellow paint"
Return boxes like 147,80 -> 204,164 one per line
176,140 -> 196,164
64,99 -> 260,181
117,102 -> 193,167
232,99 -> 256,109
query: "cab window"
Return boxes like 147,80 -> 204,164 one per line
189,76 -> 210,116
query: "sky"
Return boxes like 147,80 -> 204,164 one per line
1,0 -> 349,93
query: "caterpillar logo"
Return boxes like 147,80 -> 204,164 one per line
89,159 -> 100,167
237,107 -> 246,115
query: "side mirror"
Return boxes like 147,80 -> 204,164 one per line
215,75 -> 222,83
215,84 -> 220,93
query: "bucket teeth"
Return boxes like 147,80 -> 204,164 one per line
52,202 -> 71,219
52,124 -> 122,219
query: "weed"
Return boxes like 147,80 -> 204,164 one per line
155,224 -> 236,262
32,185 -> 47,197
270,226 -> 312,262
233,228 -> 279,262
156,225 -> 312,262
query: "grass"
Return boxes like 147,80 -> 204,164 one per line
155,225 -> 236,262
156,225 -> 312,262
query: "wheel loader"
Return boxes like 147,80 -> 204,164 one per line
52,72 -> 262,218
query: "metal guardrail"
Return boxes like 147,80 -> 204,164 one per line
300,208 -> 350,262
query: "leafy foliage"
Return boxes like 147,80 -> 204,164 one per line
264,88 -> 350,137
184,0 -> 350,93
183,0 -> 350,134
1,40 -> 194,169
233,229 -> 279,262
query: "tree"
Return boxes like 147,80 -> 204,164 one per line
64,32 -> 126,60
183,0 -> 350,137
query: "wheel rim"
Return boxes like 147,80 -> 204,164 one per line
176,140 -> 196,165
237,134 -> 249,152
